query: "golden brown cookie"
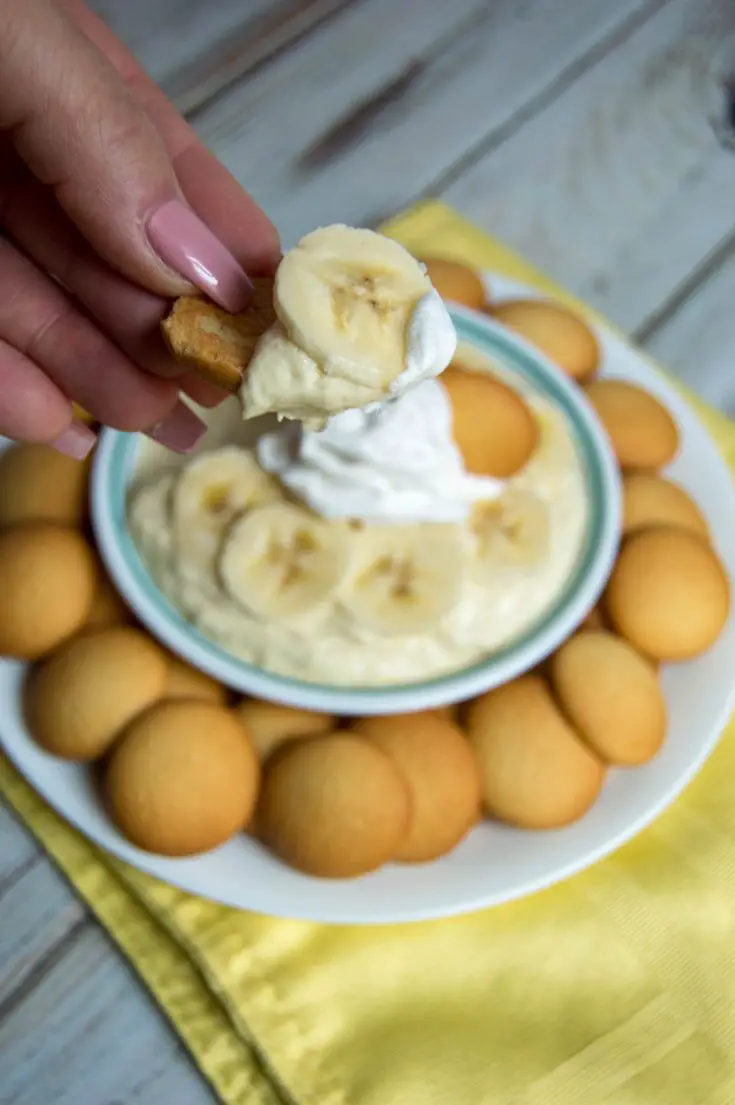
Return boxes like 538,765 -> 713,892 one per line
441,366 -> 538,477
491,299 -> 600,382
26,626 -> 168,760
257,732 -> 410,877
420,258 -> 487,310
0,525 -> 96,660
234,699 -> 333,762
466,674 -> 604,828
354,714 -> 481,862
0,443 -> 90,529
165,655 -> 227,705
604,526 -> 730,661
105,700 -> 259,856
161,278 -> 277,392
584,379 -> 679,470
549,631 -> 667,765
621,473 -> 709,539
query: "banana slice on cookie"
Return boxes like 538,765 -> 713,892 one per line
344,523 -> 465,636
219,502 -> 352,620
172,448 -> 281,580
162,225 -> 456,427
274,225 -> 433,389
470,488 -> 549,578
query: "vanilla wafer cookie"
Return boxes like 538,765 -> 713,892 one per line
161,277 -> 276,392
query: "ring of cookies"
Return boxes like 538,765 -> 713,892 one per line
0,261 -> 730,880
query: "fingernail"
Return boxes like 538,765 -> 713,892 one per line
50,420 -> 97,460
146,200 -> 253,313
146,400 -> 207,453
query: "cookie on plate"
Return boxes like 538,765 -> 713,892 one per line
26,626 -> 168,760
0,442 -> 90,529
466,674 -> 604,828
0,524 -> 96,660
490,299 -> 600,382
584,379 -> 679,470
549,631 -> 667,765
605,526 -> 730,661
257,732 -> 410,877
621,473 -> 709,539
420,258 -> 487,310
355,714 -> 481,862
441,366 -> 538,477
605,521 -> 725,658
235,698 -> 334,762
106,700 -> 259,856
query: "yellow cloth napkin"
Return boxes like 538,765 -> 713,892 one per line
3,202 -> 735,1105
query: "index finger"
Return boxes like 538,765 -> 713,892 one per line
59,0 -> 281,275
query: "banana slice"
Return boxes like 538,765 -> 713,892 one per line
470,488 -> 549,578
172,447 -> 281,582
343,523 -> 465,636
274,225 -> 432,389
219,502 -> 352,620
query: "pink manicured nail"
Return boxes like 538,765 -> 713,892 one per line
146,400 -> 207,453
50,420 -> 97,460
146,200 -> 253,313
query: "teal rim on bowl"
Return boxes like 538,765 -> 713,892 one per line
91,308 -> 621,715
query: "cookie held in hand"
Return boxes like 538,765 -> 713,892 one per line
161,277 -> 276,393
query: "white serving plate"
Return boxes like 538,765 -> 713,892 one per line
1,273 -> 734,924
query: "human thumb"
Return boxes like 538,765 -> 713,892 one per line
0,0 -> 252,311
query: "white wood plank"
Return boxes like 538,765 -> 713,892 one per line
194,0 -> 656,247
87,0 -> 354,112
443,0 -> 735,334
0,925 -> 215,1105
644,246 -> 735,414
0,848 -> 85,1005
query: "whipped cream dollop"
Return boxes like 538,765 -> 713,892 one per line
257,378 -> 504,524
388,287 -> 457,397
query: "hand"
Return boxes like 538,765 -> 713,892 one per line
0,0 -> 280,457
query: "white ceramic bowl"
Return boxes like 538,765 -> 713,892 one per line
90,308 -> 621,715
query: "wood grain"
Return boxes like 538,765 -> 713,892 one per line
193,0 -> 656,246
87,0 -> 355,112
444,0 -> 735,333
0,923 -> 215,1105
0,844 -> 85,1008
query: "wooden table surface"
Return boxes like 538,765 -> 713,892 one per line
3,1 -> 735,1101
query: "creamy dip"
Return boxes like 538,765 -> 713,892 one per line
128,343 -> 588,685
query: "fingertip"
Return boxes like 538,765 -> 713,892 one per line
145,399 -> 207,453
146,200 -> 253,313
48,419 -> 97,459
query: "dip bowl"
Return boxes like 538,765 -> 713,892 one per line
91,308 -> 621,716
